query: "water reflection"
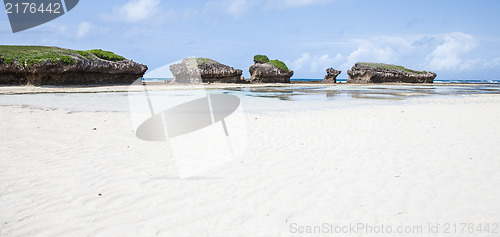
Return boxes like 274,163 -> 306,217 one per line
225,84 -> 500,101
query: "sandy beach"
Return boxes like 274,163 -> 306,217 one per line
2,0 -> 500,235
1,85 -> 500,236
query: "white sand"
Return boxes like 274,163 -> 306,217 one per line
0,83 -> 295,95
1,94 -> 500,236
0,82 -> 477,95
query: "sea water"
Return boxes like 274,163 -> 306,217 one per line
291,79 -> 500,83
1,84 -> 500,113
143,78 -> 500,84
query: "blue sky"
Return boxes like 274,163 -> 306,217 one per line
1,0 -> 500,79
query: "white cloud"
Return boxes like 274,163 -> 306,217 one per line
289,53 -> 311,71
426,32 -> 479,71
289,52 -> 343,72
339,34 -> 481,72
265,0 -> 334,8
105,0 -> 197,24
336,32 -> 481,72
208,0 -> 334,17
482,57 -> 500,68
226,0 -> 252,17
494,58 -> 500,66
76,22 -> 91,39
341,39 -> 399,70
115,0 -> 161,23
205,0 -> 256,17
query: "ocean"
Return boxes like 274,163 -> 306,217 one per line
2,83 -> 500,114
293,79 -> 500,83
143,78 -> 500,84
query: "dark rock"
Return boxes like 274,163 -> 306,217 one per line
323,68 -> 341,83
0,48 -> 147,86
249,63 -> 294,83
347,63 -> 436,83
196,58 -> 245,83
169,58 -> 245,84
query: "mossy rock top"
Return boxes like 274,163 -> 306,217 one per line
0,45 -> 127,67
253,54 -> 290,72
254,55 -> 270,64
196,58 -> 219,65
357,62 -> 428,75
268,60 -> 289,72
77,49 -> 125,62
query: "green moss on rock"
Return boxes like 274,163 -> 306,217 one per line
254,55 -> 270,63
85,49 -> 125,62
0,46 -> 127,67
253,54 -> 290,72
359,62 -> 428,75
0,46 -> 77,66
76,50 -> 92,58
268,60 -> 289,72
196,58 -> 218,64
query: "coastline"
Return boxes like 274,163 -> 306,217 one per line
1,93 -> 499,235
1,82 -> 499,95
2,0 -> 499,235
1,79 -> 500,236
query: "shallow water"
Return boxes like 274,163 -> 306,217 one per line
225,84 -> 500,100
1,84 -> 499,113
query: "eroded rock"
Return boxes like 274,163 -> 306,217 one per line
347,63 -> 436,83
323,68 -> 341,83
0,47 -> 147,85
169,58 -> 245,84
249,62 -> 293,83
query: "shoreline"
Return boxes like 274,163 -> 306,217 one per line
1,82 -> 499,95
1,94 -> 500,236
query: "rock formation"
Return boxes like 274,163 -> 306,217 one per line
0,46 -> 147,85
323,68 -> 341,83
249,55 -> 293,83
169,57 -> 244,84
347,62 -> 436,83
169,58 -> 203,84
196,58 -> 245,83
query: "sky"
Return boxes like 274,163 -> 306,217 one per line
1,0 -> 500,79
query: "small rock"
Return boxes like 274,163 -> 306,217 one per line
323,68 -> 341,83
